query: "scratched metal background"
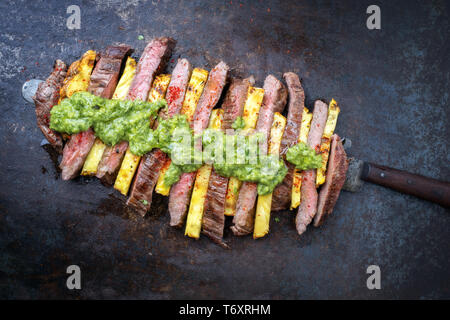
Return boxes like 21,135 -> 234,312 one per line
0,0 -> 449,299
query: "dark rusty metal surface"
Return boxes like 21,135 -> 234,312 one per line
1,0 -> 449,299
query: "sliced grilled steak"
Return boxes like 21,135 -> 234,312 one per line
33,59 -> 67,153
202,169 -> 229,248
126,149 -> 168,213
254,75 -> 288,154
59,128 -> 97,180
60,45 -> 131,180
96,140 -> 129,185
96,38 -> 175,185
88,45 -> 133,98
162,58 -> 192,119
231,181 -> 258,236
314,134 -> 348,227
271,72 -> 305,211
295,100 -> 328,235
231,74 -> 287,236
127,58 -> 192,216
271,166 -> 295,211
168,61 -> 229,227
201,76 -> 253,244
127,37 -> 176,101
222,76 -> 255,130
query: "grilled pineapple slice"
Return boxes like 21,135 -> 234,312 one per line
180,68 -> 209,122
155,160 -> 172,196
59,50 -> 96,101
112,57 -> 137,100
185,109 -> 223,239
316,99 -> 340,186
114,73 -> 171,195
81,138 -> 107,176
147,73 -> 171,103
155,68 -> 208,196
81,57 -> 137,177
224,86 -> 264,216
253,112 -> 286,239
291,108 -> 313,209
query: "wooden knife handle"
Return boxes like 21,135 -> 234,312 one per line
361,162 -> 450,208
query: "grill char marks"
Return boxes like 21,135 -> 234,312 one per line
88,45 -> 133,99
231,74 -> 287,236
313,134 -> 348,227
202,170 -> 229,247
96,38 -> 176,185
60,45 -> 132,180
168,61 -> 229,228
127,58 -> 192,216
33,59 -> 67,153
271,72 -> 305,211
295,100 -> 328,235
201,76 -> 253,246
126,148 -> 168,214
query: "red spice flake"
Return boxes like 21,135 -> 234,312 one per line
239,3 -> 243,7
170,58 -> 174,63
286,50 -> 290,54
35,62 -> 39,66
267,8 -> 270,12
166,86 -> 182,105
230,1 -> 232,4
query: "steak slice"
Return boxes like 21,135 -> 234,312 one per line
271,72 -> 305,211
127,58 -> 192,216
168,61 -> 229,227
60,44 -> 131,180
202,169 -> 229,248
295,100 -> 328,235
88,45 -> 133,99
231,74 -> 287,236
95,140 -> 129,185
201,76 -> 253,244
33,59 -> 67,153
313,134 -> 348,227
222,76 -> 255,130
59,128 -> 97,180
127,37 -> 176,101
271,164 -> 295,211
126,149 -> 168,214
96,38 -> 175,185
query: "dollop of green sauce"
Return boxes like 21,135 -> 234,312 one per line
201,128 -> 288,195
50,92 -> 322,195
285,142 -> 323,171
231,116 -> 245,130
50,91 -> 171,155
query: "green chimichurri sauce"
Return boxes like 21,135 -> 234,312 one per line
50,92 -> 322,195
285,142 -> 322,171
231,116 -> 245,130
201,128 -> 287,195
